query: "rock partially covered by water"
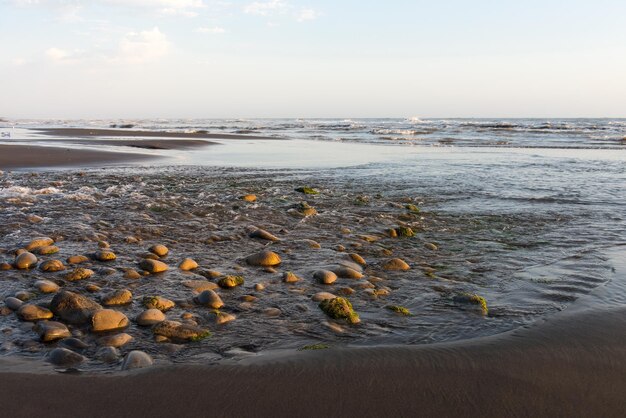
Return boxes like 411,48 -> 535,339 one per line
348,253 -> 367,266
453,293 -> 488,315
149,244 -> 169,257
139,259 -> 168,274
40,259 -> 66,272
101,289 -> 133,306
246,250 -> 281,267
382,258 -> 410,271
249,228 -> 280,242
98,333 -> 133,348
94,250 -> 116,262
5,297 -> 23,310
319,297 -> 360,324
48,347 -> 85,367
34,279 -> 60,293
136,309 -> 166,326
34,321 -> 71,342
91,309 -> 130,332
142,296 -> 175,312
67,255 -> 89,264
194,290 -> 224,309
312,292 -> 337,302
64,267 -> 94,281
283,271 -> 301,283
25,237 -> 54,251
17,304 -> 53,321
51,291 -> 102,325
152,320 -> 210,342
314,270 -> 337,285
37,245 -> 59,255
14,252 -> 37,269
178,258 -> 198,271
241,194 -> 257,202
218,275 -> 244,289
121,350 -> 153,370
333,266 -> 363,279
97,346 -> 120,363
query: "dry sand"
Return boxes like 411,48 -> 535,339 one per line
0,307 -> 624,418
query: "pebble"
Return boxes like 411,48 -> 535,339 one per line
182,280 -> 218,292
5,297 -> 24,310
254,283 -> 265,291
194,290 -> 224,309
0,262 -> 12,270
218,275 -> 244,289
139,259 -> 169,273
15,291 -> 34,301
17,304 -> 53,321
101,289 -> 133,306
333,266 -> 363,279
312,292 -> 337,302
85,284 -> 101,292
123,268 -> 142,279
178,258 -> 199,271
263,308 -> 281,317
25,237 -> 54,251
249,228 -> 280,242
67,255 -> 89,264
65,267 -> 94,281
97,333 -> 133,348
241,194 -> 257,202
215,312 -> 236,325
149,244 -> 169,257
143,296 -> 175,311
50,291 -> 103,325
382,258 -> 411,271
34,321 -> 71,342
34,279 -> 60,293
59,338 -> 90,350
136,309 -> 166,326
121,350 -> 153,370
152,320 -> 210,342
48,347 -> 85,367
245,250 -> 281,267
37,245 -> 59,255
94,250 -> 116,262
14,252 -> 38,269
39,259 -> 66,272
283,271 -> 300,283
98,241 -> 110,249
348,253 -> 367,265
425,242 -> 438,251
314,270 -> 338,285
91,309 -> 130,332
97,346 -> 120,363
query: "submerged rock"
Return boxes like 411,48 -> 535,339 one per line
121,350 -> 153,370
48,347 -> 85,367
97,346 -> 120,363
25,237 -> 54,251
453,293 -> 488,315
246,250 -> 281,267
91,309 -> 130,332
50,291 -> 102,325
382,258 -> 410,271
283,271 -> 301,283
348,253 -> 367,266
194,290 -> 224,309
34,321 -> 71,342
312,292 -> 336,302
152,320 -> 210,342
37,245 -> 59,255
67,255 -> 89,264
333,266 -> 363,279
319,297 -> 360,324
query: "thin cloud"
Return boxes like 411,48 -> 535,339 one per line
195,26 -> 226,34
116,27 -> 170,64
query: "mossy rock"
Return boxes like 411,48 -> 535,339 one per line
386,305 -> 411,316
319,297 -> 360,324
218,275 -> 244,289
405,204 -> 421,213
295,187 -> 320,195
453,293 -> 488,315
299,343 -> 330,351
395,226 -> 415,238
142,295 -> 175,312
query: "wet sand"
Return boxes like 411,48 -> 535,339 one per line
0,144 -> 161,169
0,307 -> 624,417
33,127 -> 279,140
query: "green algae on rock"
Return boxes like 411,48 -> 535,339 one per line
386,305 -> 412,316
453,293 -> 488,315
295,187 -> 320,195
319,297 -> 360,324
299,343 -> 330,351
395,226 -> 415,238
218,275 -> 245,289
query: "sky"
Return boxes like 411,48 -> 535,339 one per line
1,0 -> 626,118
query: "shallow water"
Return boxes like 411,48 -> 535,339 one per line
0,131 -> 625,371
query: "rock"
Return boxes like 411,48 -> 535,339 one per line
178,258 -> 198,271
34,321 -> 71,342
263,308 -> 281,317
312,292 -> 336,302
297,239 -> 321,249
215,312 -> 236,325
97,346 -> 120,363
395,227 -> 415,238
125,236 -> 140,244
65,267 -> 94,281
293,202 -> 317,217
283,271 -> 300,283
142,253 -> 160,260
94,250 -> 116,262
359,235 -> 379,243
241,194 -> 257,202
98,240 -> 110,249
382,258 -> 410,271
348,253 -> 366,265
14,252 -> 37,269
39,259 -> 66,272
314,270 -> 337,285
91,309 -> 130,332
139,259 -> 168,273
85,284 -> 101,293
386,305 -> 411,316
295,187 -> 320,195
386,228 -> 398,238
37,245 -> 59,255
198,269 -> 222,279
17,304 -> 53,321
218,275 -> 244,289
152,320 -> 210,342
333,266 -> 363,279
59,338 -> 90,350
67,255 -> 89,264
254,283 -> 265,291
149,244 -> 169,257
183,280 -> 218,292
136,309 -> 166,326
249,229 -> 279,242
51,291 -> 103,325
48,347 -> 85,367
123,269 -> 142,279
245,250 -> 281,267
15,290 -> 34,301
319,297 -> 360,324
5,297 -> 23,310
142,296 -> 175,311
25,237 -> 54,251
98,333 -> 133,347
27,215 -> 44,223
425,242 -> 438,251
34,279 -> 60,293
194,290 -> 224,309
453,293 -> 488,315
121,350 -> 153,370
101,289 -> 133,306
0,262 -> 12,270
